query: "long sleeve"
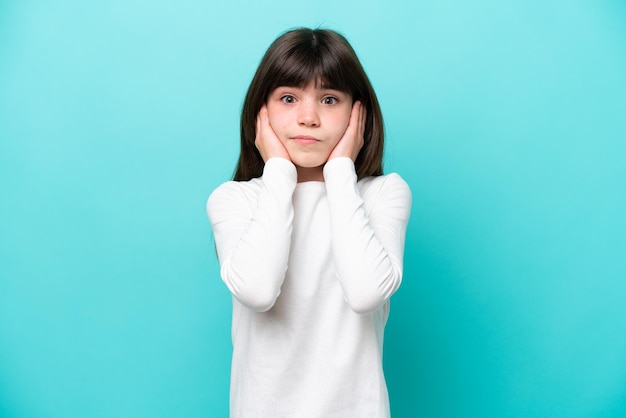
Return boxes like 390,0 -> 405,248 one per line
323,157 -> 412,314
207,158 -> 297,312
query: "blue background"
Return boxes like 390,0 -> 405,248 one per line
1,0 -> 625,417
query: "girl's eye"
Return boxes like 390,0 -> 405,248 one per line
322,96 -> 338,105
280,95 -> 296,104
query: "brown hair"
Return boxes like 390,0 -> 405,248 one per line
234,28 -> 384,181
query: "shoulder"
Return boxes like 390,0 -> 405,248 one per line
358,172 -> 412,203
206,178 -> 263,217
357,173 -> 412,218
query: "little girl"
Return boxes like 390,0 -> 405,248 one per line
207,28 -> 411,418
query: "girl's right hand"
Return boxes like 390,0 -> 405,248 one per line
255,106 -> 290,162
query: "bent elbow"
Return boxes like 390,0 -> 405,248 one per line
244,291 -> 280,312
345,290 -> 392,314
342,271 -> 402,315
220,262 -> 283,312
230,285 -> 281,312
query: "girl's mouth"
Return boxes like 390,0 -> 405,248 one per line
292,135 -> 320,145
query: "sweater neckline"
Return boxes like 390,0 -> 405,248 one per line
295,181 -> 326,190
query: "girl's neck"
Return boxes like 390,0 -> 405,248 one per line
296,165 -> 324,183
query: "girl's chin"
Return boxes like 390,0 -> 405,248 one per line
291,163 -> 327,173
287,155 -> 330,169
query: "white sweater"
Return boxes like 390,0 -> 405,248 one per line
207,157 -> 411,418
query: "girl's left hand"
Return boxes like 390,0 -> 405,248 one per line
329,101 -> 366,162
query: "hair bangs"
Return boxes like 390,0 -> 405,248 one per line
269,43 -> 354,95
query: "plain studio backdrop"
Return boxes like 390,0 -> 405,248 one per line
1,0 -> 625,417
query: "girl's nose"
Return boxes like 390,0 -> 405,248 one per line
297,102 -> 320,127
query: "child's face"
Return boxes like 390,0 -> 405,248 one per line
266,82 -> 352,179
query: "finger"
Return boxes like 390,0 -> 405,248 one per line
359,102 -> 366,139
256,110 -> 261,138
360,101 -> 366,124
349,101 -> 363,141
255,109 -> 263,150
343,101 -> 360,138
352,100 -> 361,127
261,106 -> 272,133
256,106 -> 269,154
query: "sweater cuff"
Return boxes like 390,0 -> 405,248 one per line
323,157 -> 357,183
262,158 -> 297,185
